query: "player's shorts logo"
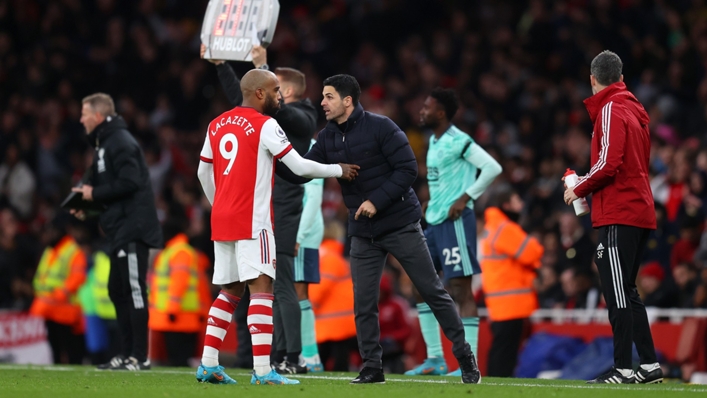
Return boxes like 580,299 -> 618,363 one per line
272,259 -> 277,269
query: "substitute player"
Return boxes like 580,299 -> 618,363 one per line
294,139 -> 325,372
406,88 -> 502,376
195,69 -> 358,385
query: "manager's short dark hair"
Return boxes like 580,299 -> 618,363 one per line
430,87 -> 459,120
323,74 -> 361,106
590,50 -> 623,86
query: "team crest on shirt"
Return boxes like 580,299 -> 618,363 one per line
437,150 -> 444,159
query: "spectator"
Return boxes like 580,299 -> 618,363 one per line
378,272 -> 411,374
536,265 -> 564,309
673,263 -> 700,308
560,266 -> 601,310
0,208 -> 39,309
0,142 -> 36,219
557,211 -> 596,272
638,262 -> 677,308
670,215 -> 703,270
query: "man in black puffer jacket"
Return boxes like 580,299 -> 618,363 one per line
71,93 -> 162,371
305,75 -> 480,384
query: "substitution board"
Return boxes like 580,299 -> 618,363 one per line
201,0 -> 279,62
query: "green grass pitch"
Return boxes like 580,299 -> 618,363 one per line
1,365 -> 706,398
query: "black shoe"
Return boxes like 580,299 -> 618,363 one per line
97,355 -> 125,370
351,367 -> 385,384
587,367 -> 634,384
114,356 -> 151,371
457,353 -> 481,384
635,364 -> 663,384
274,360 -> 308,375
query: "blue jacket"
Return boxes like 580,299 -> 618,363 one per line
305,104 -> 421,238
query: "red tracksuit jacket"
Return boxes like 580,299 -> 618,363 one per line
573,82 -> 656,230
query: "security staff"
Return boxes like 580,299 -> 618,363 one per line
480,187 -> 544,377
30,216 -> 87,364
149,216 -> 206,367
71,93 -> 162,371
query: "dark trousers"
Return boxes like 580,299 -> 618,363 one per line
487,319 -> 525,377
45,320 -> 85,364
319,337 -> 358,371
163,332 -> 197,367
233,288 -> 253,369
272,253 -> 301,362
350,222 -> 470,368
108,241 -> 149,362
596,225 -> 658,369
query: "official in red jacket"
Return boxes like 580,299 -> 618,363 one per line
564,50 -> 661,385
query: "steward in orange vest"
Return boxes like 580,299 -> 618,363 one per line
148,217 -> 207,367
30,218 -> 87,364
309,237 -> 357,371
479,188 -> 543,377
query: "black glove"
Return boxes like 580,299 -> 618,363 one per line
168,313 -> 177,323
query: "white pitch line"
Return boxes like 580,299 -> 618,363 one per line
1,365 -> 706,392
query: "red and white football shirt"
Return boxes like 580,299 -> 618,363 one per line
199,107 -> 293,241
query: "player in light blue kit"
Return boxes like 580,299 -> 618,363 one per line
406,88 -> 502,376
294,139 -> 325,373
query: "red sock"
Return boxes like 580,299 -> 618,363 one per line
201,291 -> 240,367
248,293 -> 274,376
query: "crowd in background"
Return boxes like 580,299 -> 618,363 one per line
2,0 -> 707,319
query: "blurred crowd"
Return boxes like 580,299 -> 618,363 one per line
2,0 -> 707,322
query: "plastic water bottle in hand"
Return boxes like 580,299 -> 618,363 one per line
563,169 -> 590,216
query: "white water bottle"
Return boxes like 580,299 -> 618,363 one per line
563,168 -> 590,216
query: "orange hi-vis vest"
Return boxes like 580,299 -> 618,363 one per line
30,236 -> 87,330
480,207 -> 544,322
309,239 -> 357,343
148,234 -> 205,333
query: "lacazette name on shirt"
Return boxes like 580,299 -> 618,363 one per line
210,115 -> 255,136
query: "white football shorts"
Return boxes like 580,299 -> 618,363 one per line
213,229 -> 277,285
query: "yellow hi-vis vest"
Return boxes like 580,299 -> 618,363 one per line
153,243 -> 199,312
34,240 -> 80,304
93,251 -> 116,319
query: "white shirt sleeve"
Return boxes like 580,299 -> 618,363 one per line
280,150 -> 342,179
260,119 -> 293,159
200,131 -> 213,162
463,141 -> 502,200
197,161 -> 215,205
198,131 -> 215,204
